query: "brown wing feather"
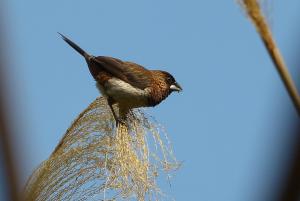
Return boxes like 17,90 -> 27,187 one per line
92,56 -> 153,90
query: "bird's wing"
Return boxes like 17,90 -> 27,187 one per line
93,56 -> 153,90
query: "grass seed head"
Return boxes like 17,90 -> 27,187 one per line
24,97 -> 180,201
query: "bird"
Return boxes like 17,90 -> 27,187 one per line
59,33 -> 182,125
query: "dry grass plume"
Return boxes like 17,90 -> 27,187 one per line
24,97 -> 179,201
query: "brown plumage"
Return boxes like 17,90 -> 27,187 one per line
59,33 -> 182,125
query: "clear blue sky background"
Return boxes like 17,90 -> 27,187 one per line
1,0 -> 300,200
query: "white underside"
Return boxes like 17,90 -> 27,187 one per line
96,78 -> 150,108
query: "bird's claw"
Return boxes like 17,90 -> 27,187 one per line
116,118 -> 126,127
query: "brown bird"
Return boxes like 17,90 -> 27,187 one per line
59,33 -> 182,125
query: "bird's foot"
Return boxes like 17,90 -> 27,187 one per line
115,117 -> 126,127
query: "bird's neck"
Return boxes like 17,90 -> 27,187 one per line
148,81 -> 170,106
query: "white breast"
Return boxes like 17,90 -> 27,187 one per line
96,78 -> 150,108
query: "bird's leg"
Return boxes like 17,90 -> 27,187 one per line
107,97 -> 125,126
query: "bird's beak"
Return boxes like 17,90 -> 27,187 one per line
170,82 -> 182,92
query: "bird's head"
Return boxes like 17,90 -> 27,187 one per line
155,70 -> 182,93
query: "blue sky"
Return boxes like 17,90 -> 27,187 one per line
1,0 -> 300,200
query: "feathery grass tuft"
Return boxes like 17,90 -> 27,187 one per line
24,97 -> 179,201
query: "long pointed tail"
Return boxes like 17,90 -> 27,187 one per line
58,32 -> 90,59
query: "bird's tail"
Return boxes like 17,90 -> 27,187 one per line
58,32 -> 90,59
